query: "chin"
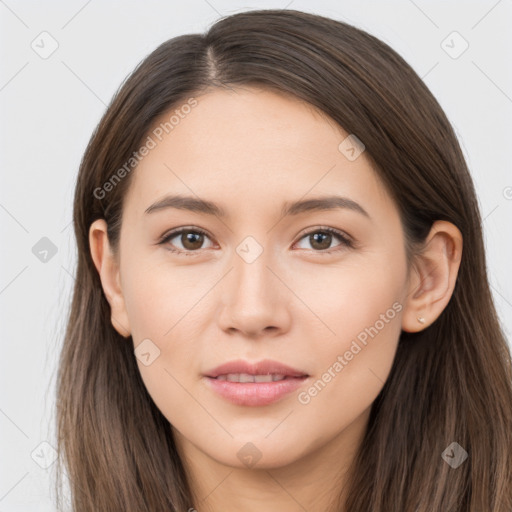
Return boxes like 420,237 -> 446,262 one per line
206,437 -> 309,471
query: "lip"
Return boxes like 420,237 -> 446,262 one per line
204,359 -> 308,379
203,359 -> 310,407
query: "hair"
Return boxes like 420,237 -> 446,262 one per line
55,8 -> 512,512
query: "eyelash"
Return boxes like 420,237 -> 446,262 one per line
157,226 -> 355,257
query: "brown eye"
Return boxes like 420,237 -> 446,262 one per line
159,227 -> 214,254
308,232 -> 332,250
180,231 -> 205,250
295,227 -> 353,254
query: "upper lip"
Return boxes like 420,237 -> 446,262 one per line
205,359 -> 309,378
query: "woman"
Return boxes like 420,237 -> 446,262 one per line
55,8 -> 512,511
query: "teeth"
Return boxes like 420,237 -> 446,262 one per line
219,373 -> 287,383
237,373 -> 255,383
255,375 -> 273,382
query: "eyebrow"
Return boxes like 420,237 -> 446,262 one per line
144,194 -> 370,219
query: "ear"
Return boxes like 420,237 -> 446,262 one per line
401,220 -> 463,332
89,219 -> 131,338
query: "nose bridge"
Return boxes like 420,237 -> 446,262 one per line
218,235 -> 290,335
231,237 -> 276,305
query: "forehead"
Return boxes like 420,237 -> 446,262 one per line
124,86 -> 393,221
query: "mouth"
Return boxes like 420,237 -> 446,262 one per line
208,373 -> 306,383
202,359 -> 310,406
204,358 -> 309,380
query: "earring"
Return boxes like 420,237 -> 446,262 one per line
417,316 -> 426,324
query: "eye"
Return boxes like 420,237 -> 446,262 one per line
158,226 -> 354,256
294,227 -> 354,254
158,227 -> 214,256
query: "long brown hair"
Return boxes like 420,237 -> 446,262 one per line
55,9 -> 512,511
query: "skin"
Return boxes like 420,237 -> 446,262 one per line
89,86 -> 463,512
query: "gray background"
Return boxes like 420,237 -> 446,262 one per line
1,1 -> 511,510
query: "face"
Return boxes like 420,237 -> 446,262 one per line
108,86 -> 411,469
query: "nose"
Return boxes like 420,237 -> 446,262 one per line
217,248 -> 291,338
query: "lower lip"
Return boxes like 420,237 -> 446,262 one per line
204,376 -> 309,406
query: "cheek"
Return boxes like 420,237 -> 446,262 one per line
121,261 -> 211,406
293,252 -> 405,423
122,254 -> 200,339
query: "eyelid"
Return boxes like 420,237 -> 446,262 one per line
294,225 -> 353,244
158,225 -> 211,243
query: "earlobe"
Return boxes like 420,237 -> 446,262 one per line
89,219 -> 132,338
401,220 -> 463,333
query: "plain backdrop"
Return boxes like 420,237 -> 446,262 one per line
1,1 -> 511,510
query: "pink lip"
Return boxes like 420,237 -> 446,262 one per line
203,359 -> 310,407
204,359 -> 308,378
